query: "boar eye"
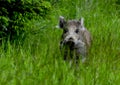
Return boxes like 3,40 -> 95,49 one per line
64,29 -> 68,33
75,29 -> 79,33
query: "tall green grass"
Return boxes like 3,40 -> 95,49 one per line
0,0 -> 120,85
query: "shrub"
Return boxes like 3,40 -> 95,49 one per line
0,0 -> 51,41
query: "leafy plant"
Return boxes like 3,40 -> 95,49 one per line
0,0 -> 51,41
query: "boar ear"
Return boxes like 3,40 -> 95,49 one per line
59,16 -> 66,28
79,17 -> 84,27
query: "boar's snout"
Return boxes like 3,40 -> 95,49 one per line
64,37 -> 75,47
65,37 -> 74,43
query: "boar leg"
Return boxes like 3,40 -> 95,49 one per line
76,41 -> 87,63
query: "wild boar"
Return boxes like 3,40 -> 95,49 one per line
59,16 -> 91,63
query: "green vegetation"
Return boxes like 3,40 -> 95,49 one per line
0,0 -> 51,41
0,0 -> 120,85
